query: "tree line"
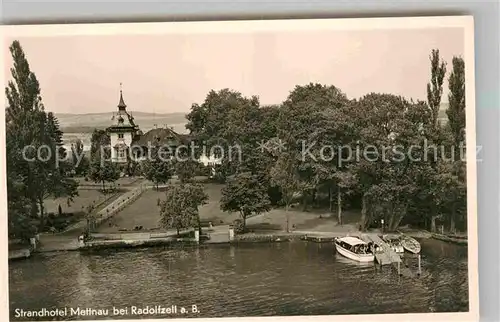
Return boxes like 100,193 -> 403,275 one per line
5,39 -> 466,240
6,41 -> 78,240
183,48 -> 467,234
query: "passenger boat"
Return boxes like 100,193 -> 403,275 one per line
381,234 -> 404,253
400,235 -> 421,254
334,236 -> 375,263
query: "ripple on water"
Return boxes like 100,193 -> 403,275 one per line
9,240 -> 469,319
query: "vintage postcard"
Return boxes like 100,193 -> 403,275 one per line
1,16 -> 478,322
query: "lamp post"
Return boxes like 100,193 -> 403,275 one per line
381,219 -> 385,233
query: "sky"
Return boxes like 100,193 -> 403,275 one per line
3,28 -> 464,114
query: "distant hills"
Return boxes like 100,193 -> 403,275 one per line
56,111 -> 189,134
55,102 -> 449,134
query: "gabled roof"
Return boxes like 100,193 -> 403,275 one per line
131,127 -> 190,146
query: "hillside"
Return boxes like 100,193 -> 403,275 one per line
56,111 -> 189,134
53,102 -> 450,133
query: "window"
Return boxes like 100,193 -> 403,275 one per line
118,149 -> 126,159
118,133 -> 124,139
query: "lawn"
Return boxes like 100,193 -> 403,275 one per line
75,176 -> 144,188
44,189 -> 121,216
96,183 -> 237,233
96,181 -> 362,234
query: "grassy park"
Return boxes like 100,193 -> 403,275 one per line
96,183 -> 238,233
95,180 -> 361,234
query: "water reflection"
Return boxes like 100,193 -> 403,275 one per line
9,240 -> 468,320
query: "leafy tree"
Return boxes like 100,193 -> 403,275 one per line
186,89 -> 259,147
141,146 -> 173,190
173,159 -> 199,183
88,159 -> 120,192
445,56 -> 466,232
90,129 -> 111,159
159,183 -> 208,235
7,173 -> 36,241
427,49 -> 447,129
5,40 -> 78,231
349,93 -> 428,231
186,89 -> 261,180
71,139 -> 90,176
277,83 -> 349,210
270,152 -> 300,232
429,161 -> 466,233
447,56 -> 466,159
427,49 -> 446,232
220,172 -> 271,231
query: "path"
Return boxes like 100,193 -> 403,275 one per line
38,180 -> 149,252
204,225 -> 230,243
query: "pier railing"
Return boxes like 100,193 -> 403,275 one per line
94,183 -> 148,226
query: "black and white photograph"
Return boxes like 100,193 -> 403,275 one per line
1,16 -> 478,321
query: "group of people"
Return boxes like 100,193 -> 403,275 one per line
353,242 -> 379,254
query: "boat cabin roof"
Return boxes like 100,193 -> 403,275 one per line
338,236 -> 366,246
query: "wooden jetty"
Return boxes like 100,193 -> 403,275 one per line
360,233 -> 416,278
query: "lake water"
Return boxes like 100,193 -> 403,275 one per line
8,238 -> 468,320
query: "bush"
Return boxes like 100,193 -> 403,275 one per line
43,212 -> 82,233
233,219 -> 245,234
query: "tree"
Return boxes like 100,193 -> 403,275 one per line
308,102 -> 357,224
277,83 -> 349,211
427,49 -> 447,129
141,146 -> 173,190
7,172 -> 36,241
349,93 -> 428,231
90,129 -> 111,159
270,152 -> 300,232
428,161 -> 466,233
159,183 -> 208,235
445,56 -> 466,233
447,56 -> 466,159
5,40 -> 78,232
425,48 -> 447,232
72,139 -> 90,176
220,172 -> 271,231
186,89 -> 261,181
88,159 -> 120,192
173,159 -> 199,183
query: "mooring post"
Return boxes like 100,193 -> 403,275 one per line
418,254 -> 421,275
30,237 -> 36,251
397,261 -> 401,276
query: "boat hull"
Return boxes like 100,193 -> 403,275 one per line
401,236 -> 421,254
335,243 -> 375,263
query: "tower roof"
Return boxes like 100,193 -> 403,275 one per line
118,89 -> 127,111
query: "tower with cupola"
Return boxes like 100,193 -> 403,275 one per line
107,84 -> 139,163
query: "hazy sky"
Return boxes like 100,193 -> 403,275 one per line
4,28 -> 464,114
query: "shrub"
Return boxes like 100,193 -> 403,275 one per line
233,219 -> 245,234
